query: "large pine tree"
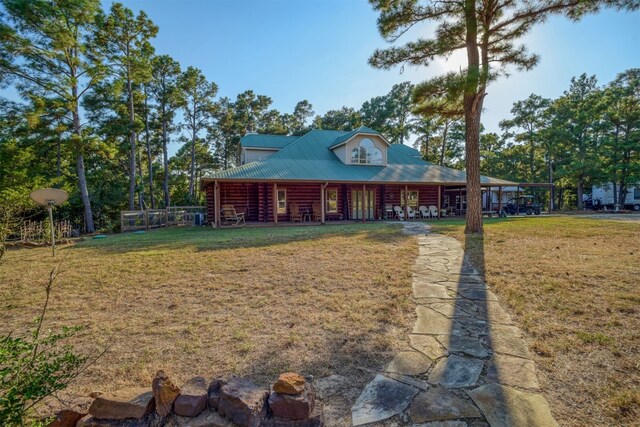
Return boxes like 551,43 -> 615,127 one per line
0,0 -> 106,232
369,0 -> 638,233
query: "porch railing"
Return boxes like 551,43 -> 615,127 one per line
120,206 -> 206,232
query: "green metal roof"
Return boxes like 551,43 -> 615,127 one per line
204,129 -> 515,186
388,143 -> 425,160
240,134 -> 300,149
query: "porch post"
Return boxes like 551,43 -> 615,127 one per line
437,185 -> 442,220
214,181 -> 220,228
548,185 -> 553,215
516,185 -> 520,215
459,187 -> 462,216
487,186 -> 491,212
404,185 -> 409,220
498,187 -> 503,213
321,182 -> 327,224
362,184 -> 366,223
273,183 -> 278,224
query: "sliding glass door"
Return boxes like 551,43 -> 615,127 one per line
352,189 -> 375,220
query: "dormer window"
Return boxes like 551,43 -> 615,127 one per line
350,138 -> 383,165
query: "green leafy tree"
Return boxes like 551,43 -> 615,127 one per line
547,74 -> 604,209
95,2 -> 158,210
369,0 -> 638,233
384,82 -> 414,144
314,107 -> 362,131
601,69 -> 640,206
169,138 -> 218,205
360,82 -> 414,143
177,67 -> 218,202
500,94 -> 550,183
149,55 -> 182,208
0,0 -> 107,233
286,100 -> 315,135
479,132 -> 507,179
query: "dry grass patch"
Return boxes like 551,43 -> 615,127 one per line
433,216 -> 640,426
0,223 -> 416,423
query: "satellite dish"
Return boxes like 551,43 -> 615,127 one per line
30,188 -> 68,206
29,188 -> 69,257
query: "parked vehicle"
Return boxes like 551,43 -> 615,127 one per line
592,183 -> 640,211
503,196 -> 542,215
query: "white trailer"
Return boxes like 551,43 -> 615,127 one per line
592,183 -> 640,211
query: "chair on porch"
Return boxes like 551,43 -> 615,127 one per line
393,206 -> 405,220
312,202 -> 322,222
407,206 -> 417,219
289,203 -> 302,222
385,204 -> 394,219
418,205 -> 430,219
221,204 -> 245,226
428,205 -> 439,218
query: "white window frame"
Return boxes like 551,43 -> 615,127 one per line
277,189 -> 287,214
326,189 -> 338,213
350,138 -> 383,165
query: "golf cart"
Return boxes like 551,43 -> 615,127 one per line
503,195 -> 542,215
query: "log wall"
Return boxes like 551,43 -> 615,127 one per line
206,181 -> 441,224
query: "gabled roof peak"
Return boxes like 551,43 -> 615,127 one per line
329,126 -> 389,149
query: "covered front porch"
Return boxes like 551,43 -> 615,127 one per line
206,181 -> 448,227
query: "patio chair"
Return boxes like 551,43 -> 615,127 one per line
393,205 -> 405,220
289,202 -> 302,222
428,205 -> 439,218
312,202 -> 322,222
418,205 -> 430,219
406,206 -> 416,219
221,204 -> 245,226
385,204 -> 394,219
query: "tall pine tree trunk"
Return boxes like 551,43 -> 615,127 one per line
577,178 -> 584,210
439,121 -> 449,166
162,114 -> 171,209
162,106 -> 170,208
71,83 -> 95,233
127,67 -> 137,211
144,91 -> 155,209
189,134 -> 196,202
463,0 -> 483,234
137,142 -> 145,209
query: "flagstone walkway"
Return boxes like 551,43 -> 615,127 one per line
350,223 -> 558,427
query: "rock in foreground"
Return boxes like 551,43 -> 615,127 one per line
272,373 -> 306,395
152,370 -> 181,417
217,377 -> 268,427
174,376 -> 208,417
88,388 -> 155,420
268,384 -> 315,420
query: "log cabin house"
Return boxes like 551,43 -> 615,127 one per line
201,126 -> 515,226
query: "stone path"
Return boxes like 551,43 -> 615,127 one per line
351,223 -> 558,427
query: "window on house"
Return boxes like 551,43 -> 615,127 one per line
634,187 -> 640,200
350,138 -> 383,165
326,189 -> 338,213
401,190 -> 419,209
277,189 -> 286,214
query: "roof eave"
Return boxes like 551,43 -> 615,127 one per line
201,176 -> 516,187
328,132 -> 391,150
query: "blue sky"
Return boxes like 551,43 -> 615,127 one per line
3,1 -> 639,153
111,0 -> 637,135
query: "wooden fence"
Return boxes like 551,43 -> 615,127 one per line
120,206 -> 206,232
20,220 -> 72,243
